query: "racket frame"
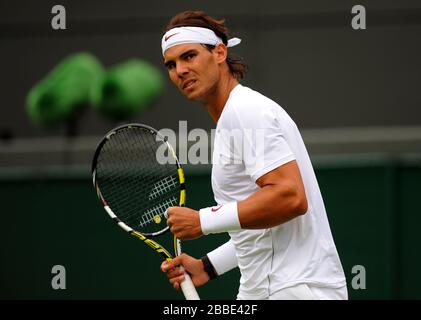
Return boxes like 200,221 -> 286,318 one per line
92,123 -> 199,300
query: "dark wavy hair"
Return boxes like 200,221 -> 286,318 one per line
164,11 -> 248,80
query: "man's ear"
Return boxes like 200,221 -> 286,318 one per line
214,43 -> 228,64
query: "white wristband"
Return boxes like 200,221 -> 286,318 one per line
207,240 -> 238,276
199,202 -> 241,235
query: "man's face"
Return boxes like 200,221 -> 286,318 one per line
163,43 -> 222,101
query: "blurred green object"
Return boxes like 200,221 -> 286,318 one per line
26,52 -> 104,127
94,59 -> 163,120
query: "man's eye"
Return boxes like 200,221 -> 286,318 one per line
166,63 -> 175,70
185,54 -> 195,60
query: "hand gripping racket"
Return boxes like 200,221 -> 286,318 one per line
92,123 -> 200,300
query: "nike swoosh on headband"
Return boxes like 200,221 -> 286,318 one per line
165,33 -> 179,41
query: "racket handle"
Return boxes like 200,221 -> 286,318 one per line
180,267 -> 200,300
175,238 -> 200,300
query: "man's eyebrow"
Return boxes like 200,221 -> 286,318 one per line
164,49 -> 198,67
163,59 -> 173,68
180,49 -> 198,58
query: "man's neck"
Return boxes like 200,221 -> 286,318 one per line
203,75 -> 239,123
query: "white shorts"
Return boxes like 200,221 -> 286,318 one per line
268,284 -> 348,300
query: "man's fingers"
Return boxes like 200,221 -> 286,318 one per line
161,256 -> 184,272
170,275 -> 185,290
166,267 -> 184,279
161,255 -> 189,292
161,260 -> 176,272
165,206 -> 176,220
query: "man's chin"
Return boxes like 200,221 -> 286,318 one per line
183,91 -> 201,101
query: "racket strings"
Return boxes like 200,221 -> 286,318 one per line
96,127 -> 181,234
148,175 -> 178,200
140,196 -> 178,227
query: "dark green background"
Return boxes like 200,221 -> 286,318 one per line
1,157 -> 420,300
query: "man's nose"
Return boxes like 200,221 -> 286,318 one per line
176,62 -> 189,77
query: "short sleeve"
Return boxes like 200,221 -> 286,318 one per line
231,104 -> 296,182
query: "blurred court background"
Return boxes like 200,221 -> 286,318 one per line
1,0 -> 421,299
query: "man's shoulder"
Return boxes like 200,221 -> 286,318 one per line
231,84 -> 277,107
224,85 -> 283,120
219,87 -> 276,130
220,84 -> 296,130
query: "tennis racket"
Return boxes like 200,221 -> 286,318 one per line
91,123 -> 200,300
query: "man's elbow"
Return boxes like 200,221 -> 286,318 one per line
292,194 -> 308,216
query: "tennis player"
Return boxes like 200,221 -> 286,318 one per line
160,11 -> 347,300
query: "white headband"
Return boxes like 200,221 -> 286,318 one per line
161,26 -> 241,56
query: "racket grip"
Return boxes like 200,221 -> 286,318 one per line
180,268 -> 200,300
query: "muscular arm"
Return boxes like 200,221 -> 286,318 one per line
167,160 -> 308,239
238,160 -> 308,229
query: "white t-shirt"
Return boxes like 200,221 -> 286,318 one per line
208,84 -> 346,300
